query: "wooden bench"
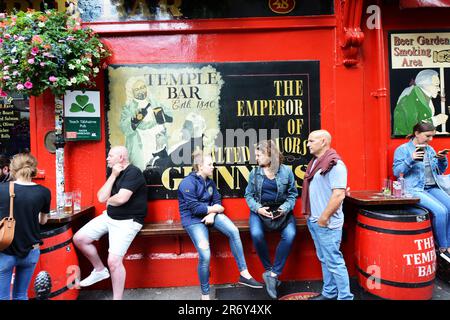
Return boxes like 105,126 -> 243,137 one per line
138,217 -> 307,236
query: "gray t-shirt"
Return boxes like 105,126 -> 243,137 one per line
424,153 -> 436,187
308,160 -> 347,229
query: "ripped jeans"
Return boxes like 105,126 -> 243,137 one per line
185,214 -> 248,295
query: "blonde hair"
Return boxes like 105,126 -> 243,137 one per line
192,150 -> 211,172
10,153 -> 38,180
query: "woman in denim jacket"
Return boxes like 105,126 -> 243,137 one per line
245,140 -> 298,299
393,122 -> 450,262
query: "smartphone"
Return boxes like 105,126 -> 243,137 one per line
435,148 -> 450,157
415,144 -> 426,152
271,210 -> 283,219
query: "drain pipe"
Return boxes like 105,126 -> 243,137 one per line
371,1 -> 388,186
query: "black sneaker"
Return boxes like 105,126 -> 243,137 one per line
262,271 -> 278,299
440,251 -> 450,263
308,294 -> 337,300
238,276 -> 263,289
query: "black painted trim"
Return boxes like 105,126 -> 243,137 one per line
356,221 -> 432,235
40,239 -> 72,254
40,223 -> 70,239
357,266 -> 435,288
360,206 -> 430,223
48,285 -> 70,299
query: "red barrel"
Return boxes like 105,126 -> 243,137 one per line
28,223 -> 80,300
355,206 -> 436,300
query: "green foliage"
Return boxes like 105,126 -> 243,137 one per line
0,9 -> 111,97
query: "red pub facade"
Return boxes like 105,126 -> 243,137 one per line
4,0 -> 450,291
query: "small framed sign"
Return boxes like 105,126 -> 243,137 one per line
64,90 -> 101,141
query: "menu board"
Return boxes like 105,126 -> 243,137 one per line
0,93 -> 30,157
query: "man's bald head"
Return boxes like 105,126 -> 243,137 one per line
111,146 -> 129,159
307,130 -> 332,157
310,130 -> 332,145
107,146 -> 129,168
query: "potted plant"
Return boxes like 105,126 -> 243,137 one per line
0,8 -> 111,211
0,8 -> 110,97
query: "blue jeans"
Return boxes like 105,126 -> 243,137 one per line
307,220 -> 354,300
0,248 -> 40,300
249,212 -> 296,276
185,214 -> 248,295
414,186 -> 450,249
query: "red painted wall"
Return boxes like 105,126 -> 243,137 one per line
29,1 -> 450,290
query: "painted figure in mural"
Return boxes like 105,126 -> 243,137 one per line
144,113 -> 208,186
393,69 -> 448,136
302,130 -> 354,300
119,78 -> 173,171
0,153 -> 51,300
73,146 -> 147,300
393,122 -> 450,264
177,150 -> 263,300
166,112 -> 207,166
245,140 -> 298,299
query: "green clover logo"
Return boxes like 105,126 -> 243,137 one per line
70,95 -> 95,113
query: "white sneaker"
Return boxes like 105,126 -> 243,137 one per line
440,252 -> 450,263
80,268 -> 110,287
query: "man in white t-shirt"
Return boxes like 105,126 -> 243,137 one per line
301,130 -> 354,300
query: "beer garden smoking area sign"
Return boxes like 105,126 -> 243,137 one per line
389,31 -> 450,137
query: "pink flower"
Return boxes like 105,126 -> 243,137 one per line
40,62 -> 45,67
24,81 -> 33,89
0,89 -> 7,97
49,76 -> 57,82
0,39 -> 3,44
28,58 -> 35,64
16,84 -> 24,90
31,47 -> 39,55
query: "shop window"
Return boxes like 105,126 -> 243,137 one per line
0,93 -> 30,157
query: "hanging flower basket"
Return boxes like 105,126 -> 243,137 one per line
0,9 -> 111,97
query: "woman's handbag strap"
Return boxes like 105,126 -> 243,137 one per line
9,181 -> 14,219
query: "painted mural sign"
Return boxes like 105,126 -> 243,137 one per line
0,1 -> 72,13
64,90 -> 101,141
106,61 -> 320,199
0,0 -> 333,21
389,31 -> 450,137
73,0 -> 333,22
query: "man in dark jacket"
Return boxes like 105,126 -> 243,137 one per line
178,150 -> 262,300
